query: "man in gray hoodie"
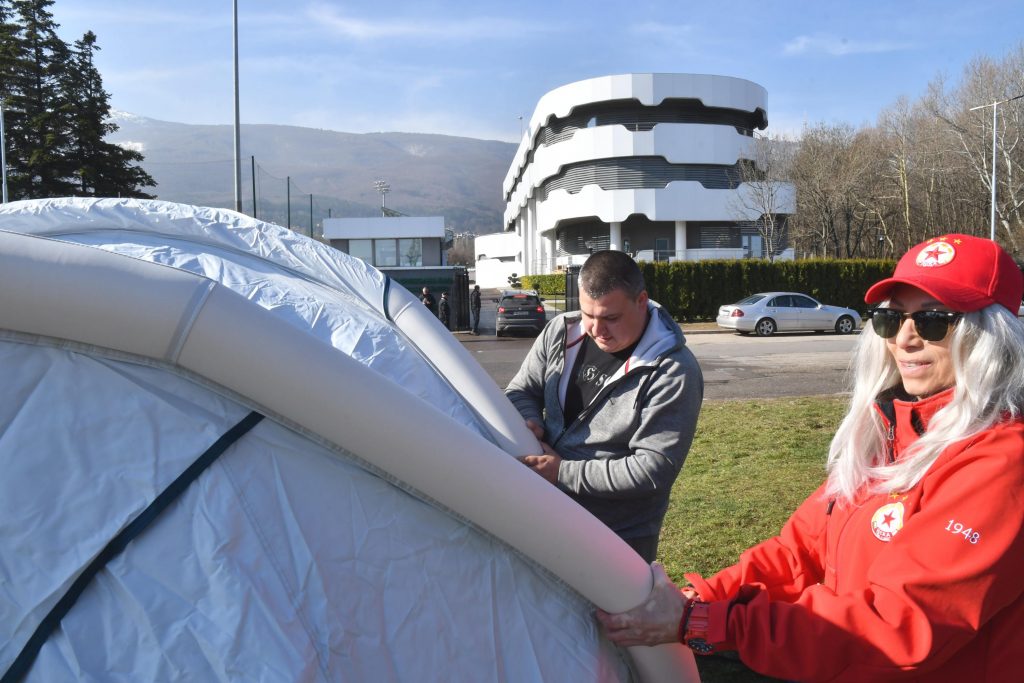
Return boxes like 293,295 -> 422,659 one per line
506,250 -> 703,562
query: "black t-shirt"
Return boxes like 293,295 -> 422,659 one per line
563,336 -> 638,425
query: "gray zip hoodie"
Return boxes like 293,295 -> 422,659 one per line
506,300 -> 703,539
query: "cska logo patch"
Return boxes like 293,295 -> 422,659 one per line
871,501 -> 905,542
916,241 -> 956,268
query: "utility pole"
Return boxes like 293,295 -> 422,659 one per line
250,155 -> 257,218
970,93 -> 1024,240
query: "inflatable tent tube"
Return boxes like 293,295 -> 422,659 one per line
2,195 -> 537,459
385,283 -> 541,456
0,230 -> 698,683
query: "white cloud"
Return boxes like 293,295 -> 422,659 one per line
783,34 -> 910,57
628,21 -> 693,38
306,3 -> 546,41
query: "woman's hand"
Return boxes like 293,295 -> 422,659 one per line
595,562 -> 687,647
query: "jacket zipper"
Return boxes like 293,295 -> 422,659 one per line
552,365 -> 658,448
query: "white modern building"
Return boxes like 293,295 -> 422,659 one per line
497,73 -> 796,276
473,231 -> 523,289
323,216 -> 448,268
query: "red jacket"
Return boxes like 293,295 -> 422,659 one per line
686,388 -> 1024,682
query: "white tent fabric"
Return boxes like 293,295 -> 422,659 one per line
0,199 -> 697,682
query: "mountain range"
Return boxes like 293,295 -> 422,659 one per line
107,112 -> 517,235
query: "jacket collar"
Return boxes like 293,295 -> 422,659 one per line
874,386 -> 955,456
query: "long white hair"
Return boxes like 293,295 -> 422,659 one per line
826,304 -> 1024,502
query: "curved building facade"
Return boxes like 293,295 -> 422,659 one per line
501,73 -> 795,275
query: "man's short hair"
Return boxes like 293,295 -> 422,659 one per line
579,250 -> 645,299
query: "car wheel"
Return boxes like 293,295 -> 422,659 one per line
495,328 -> 504,337
835,315 -> 856,335
755,318 -> 777,337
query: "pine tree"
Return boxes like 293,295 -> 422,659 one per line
1,0 -> 30,194
1,0 -> 155,200
63,31 -> 154,198
7,0 -> 76,198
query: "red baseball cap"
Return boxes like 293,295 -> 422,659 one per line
865,234 -> 1024,314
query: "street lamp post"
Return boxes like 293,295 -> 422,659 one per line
373,179 -> 390,216
232,0 -> 242,213
1,104 -> 8,204
969,93 -> 1024,240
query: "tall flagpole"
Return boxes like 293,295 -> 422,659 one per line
232,0 -> 242,212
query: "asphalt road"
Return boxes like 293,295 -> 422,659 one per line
459,303 -> 859,400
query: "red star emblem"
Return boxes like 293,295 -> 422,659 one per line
923,246 -> 944,262
882,511 -> 895,527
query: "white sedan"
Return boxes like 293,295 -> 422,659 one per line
717,292 -> 861,336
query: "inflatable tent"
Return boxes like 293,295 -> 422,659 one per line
0,198 -> 699,682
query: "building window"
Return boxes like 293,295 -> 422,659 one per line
655,237 -> 670,262
349,239 -> 373,262
375,239 -> 398,267
399,238 -> 423,266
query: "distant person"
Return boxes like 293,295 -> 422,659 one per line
505,250 -> 703,562
470,284 -> 482,335
420,287 -> 436,315
596,234 -> 1024,682
438,291 -> 451,329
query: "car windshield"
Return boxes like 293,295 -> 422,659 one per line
736,294 -> 767,305
501,295 -> 539,306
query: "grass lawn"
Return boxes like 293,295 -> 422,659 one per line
658,395 -> 848,683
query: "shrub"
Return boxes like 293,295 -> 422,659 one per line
636,259 -> 896,321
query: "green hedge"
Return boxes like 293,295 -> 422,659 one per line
638,258 -> 897,321
525,259 -> 898,321
520,273 -> 566,296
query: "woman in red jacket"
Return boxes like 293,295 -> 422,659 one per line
597,234 -> 1024,682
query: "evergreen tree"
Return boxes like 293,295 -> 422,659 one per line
1,0 -> 30,194
63,31 -> 154,197
8,0 -> 76,198
0,0 -> 155,200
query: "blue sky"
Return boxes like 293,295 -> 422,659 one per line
53,0 -> 1024,142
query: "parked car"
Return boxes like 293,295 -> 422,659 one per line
495,289 -> 546,337
717,292 -> 860,337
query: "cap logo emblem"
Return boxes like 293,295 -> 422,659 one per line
916,242 -> 955,268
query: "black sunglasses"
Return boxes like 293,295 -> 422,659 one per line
868,307 -> 963,342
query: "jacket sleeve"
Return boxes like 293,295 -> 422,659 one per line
557,350 -> 702,500
687,428 -> 1024,682
504,321 -> 555,428
686,481 -> 830,604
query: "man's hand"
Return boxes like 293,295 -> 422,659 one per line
524,417 -> 545,441
594,563 -> 686,647
520,447 -> 561,484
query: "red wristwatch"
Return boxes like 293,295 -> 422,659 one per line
682,600 -> 715,654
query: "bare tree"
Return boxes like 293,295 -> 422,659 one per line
730,132 -> 797,261
447,233 -> 475,266
927,48 -> 1024,250
788,123 -> 876,257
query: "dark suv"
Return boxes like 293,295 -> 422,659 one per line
495,290 -> 546,337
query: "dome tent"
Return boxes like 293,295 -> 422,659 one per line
0,199 -> 698,682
